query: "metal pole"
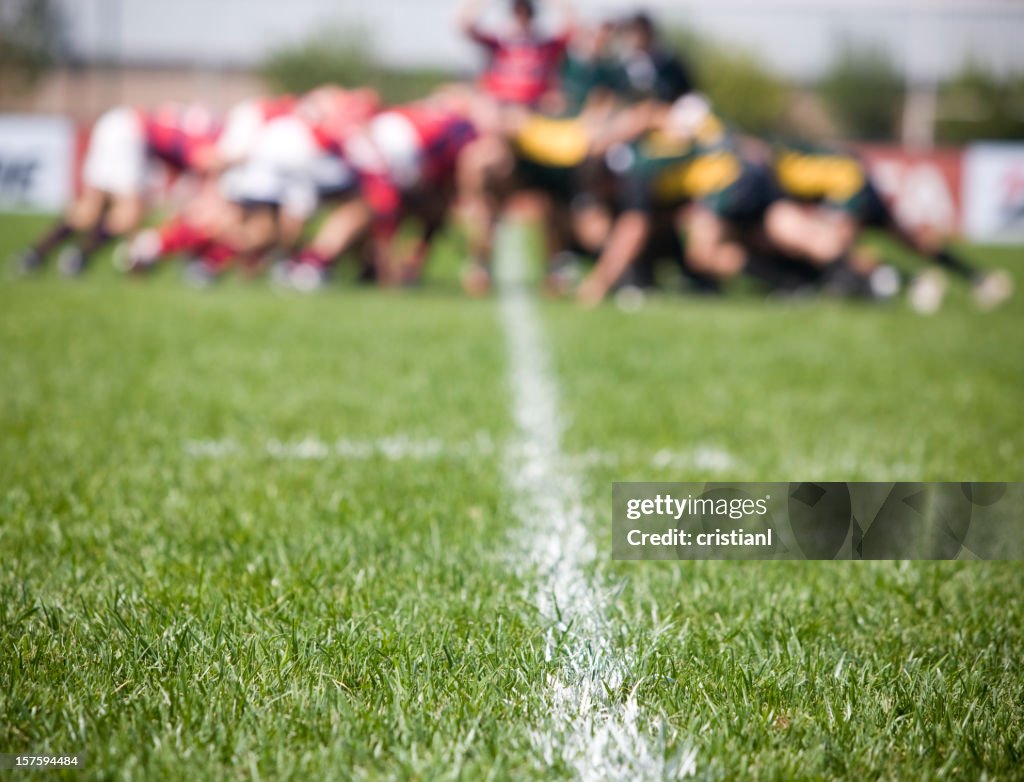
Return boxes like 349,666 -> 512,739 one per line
901,4 -> 937,149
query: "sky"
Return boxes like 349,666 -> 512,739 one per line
54,0 -> 1024,82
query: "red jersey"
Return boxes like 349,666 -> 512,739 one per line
468,26 -> 569,106
355,102 -> 478,242
141,103 -> 221,172
256,95 -> 297,122
298,88 -> 380,154
393,104 -> 478,183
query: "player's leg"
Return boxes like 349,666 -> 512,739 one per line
535,198 -> 612,297
15,185 -> 105,274
681,204 -> 747,281
303,198 -> 371,268
761,200 -> 884,296
762,200 -> 855,268
16,107 -> 137,273
568,154 -> 617,255
625,211 -> 669,290
571,201 -> 612,255
393,183 -> 455,286
62,108 -> 150,275
277,148 -> 374,289
505,186 -> 573,294
682,201 -> 828,294
189,157 -> 294,278
102,194 -> 145,241
577,208 -> 652,307
179,201 -> 270,285
121,178 -> 234,274
232,204 -> 277,261
276,196 -> 372,292
883,214 -> 1014,311
58,191 -> 145,277
121,215 -> 204,274
648,208 -> 720,295
455,133 -> 515,295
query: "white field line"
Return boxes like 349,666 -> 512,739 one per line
183,436 -> 927,484
183,433 -> 496,461
493,223 -> 695,780
184,435 -> 736,474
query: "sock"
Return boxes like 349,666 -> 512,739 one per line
33,221 -> 75,257
296,248 -> 331,268
77,226 -> 114,260
743,252 -> 813,291
933,248 -> 981,282
199,241 -> 237,271
158,218 -> 208,256
684,268 -> 722,295
820,254 -> 872,297
356,244 -> 377,283
659,231 -> 720,294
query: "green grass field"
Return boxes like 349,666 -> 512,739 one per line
1,212 -> 1023,781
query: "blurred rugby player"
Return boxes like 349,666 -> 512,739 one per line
17,103 -> 221,276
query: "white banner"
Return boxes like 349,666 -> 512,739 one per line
0,114 -> 74,212
963,143 -> 1024,244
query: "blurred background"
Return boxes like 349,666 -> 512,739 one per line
1,0 -> 1023,238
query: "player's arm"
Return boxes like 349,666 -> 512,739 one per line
394,201 -> 450,284
658,55 -> 695,103
368,223 -> 401,286
359,174 -> 406,286
187,143 -> 224,176
577,209 -> 651,307
590,100 -> 663,155
549,0 -> 577,39
459,0 -> 498,46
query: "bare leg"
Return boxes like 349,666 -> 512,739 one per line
763,201 -> 856,267
683,206 -> 746,279
577,210 -> 652,307
456,134 -> 514,268
308,199 -> 372,262
68,187 -> 108,233
20,190 -> 106,271
103,194 -> 144,237
572,203 -> 612,255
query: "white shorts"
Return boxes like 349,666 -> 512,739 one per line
226,116 -> 357,220
275,154 -> 356,220
250,115 -> 318,171
348,111 -> 424,189
82,107 -> 148,196
216,101 -> 266,165
309,154 -> 356,197
219,162 -> 285,206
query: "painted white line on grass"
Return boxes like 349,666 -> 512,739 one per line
183,433 -> 497,462
184,439 -> 242,458
493,223 -> 695,780
184,436 -> 737,475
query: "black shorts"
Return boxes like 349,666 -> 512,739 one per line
514,157 -> 578,201
705,163 -> 780,224
837,180 -> 892,227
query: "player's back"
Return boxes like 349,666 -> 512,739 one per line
475,30 -> 569,107
142,103 -> 222,171
771,142 -> 867,203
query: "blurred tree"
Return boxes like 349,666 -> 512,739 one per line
260,29 -> 452,105
699,48 -> 790,136
936,62 -> 1024,143
818,42 -> 904,141
666,28 -> 790,136
0,0 -> 62,96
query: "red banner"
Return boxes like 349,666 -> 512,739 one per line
858,145 -> 964,235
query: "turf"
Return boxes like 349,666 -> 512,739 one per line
0,213 -> 1022,780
